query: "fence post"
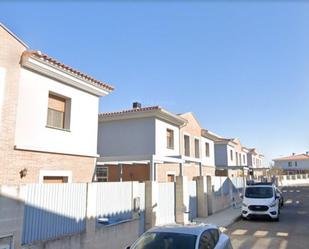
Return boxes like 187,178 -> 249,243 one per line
196,176 -> 208,218
175,176 -> 189,224
145,181 -> 158,230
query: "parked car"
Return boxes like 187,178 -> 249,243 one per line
275,187 -> 284,207
126,224 -> 233,249
241,183 -> 280,221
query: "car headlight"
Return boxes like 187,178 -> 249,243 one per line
269,200 -> 277,207
242,202 -> 248,207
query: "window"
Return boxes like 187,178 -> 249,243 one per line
96,167 -> 108,182
205,142 -> 210,157
132,232 -> 197,249
230,150 -> 233,161
236,152 -> 238,165
243,155 -> 246,164
43,176 -> 68,183
0,235 -> 13,249
195,138 -> 200,158
47,93 -> 71,130
184,135 -> 190,157
167,174 -> 175,182
198,229 -> 219,249
166,129 -> 174,149
295,161 -> 298,167
288,162 -> 292,167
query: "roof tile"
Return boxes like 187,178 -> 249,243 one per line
22,50 -> 114,92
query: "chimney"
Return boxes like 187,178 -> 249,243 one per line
306,151 -> 309,155
292,152 -> 296,156
133,102 -> 141,109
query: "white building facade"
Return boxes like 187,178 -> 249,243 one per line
0,23 -> 113,184
273,153 -> 309,174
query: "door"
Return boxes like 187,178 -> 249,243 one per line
43,176 -> 68,183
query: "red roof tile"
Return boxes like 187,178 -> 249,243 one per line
22,50 -> 114,92
274,154 -> 309,161
99,106 -> 161,117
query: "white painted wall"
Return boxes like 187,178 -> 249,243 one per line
0,67 -> 5,133
274,159 -> 309,170
155,119 -> 180,156
201,137 -> 215,166
98,117 -> 156,157
15,68 -> 99,157
227,145 -> 236,166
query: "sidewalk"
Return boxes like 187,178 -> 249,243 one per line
193,206 -> 241,229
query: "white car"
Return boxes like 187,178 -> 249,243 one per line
126,224 -> 233,249
241,183 -> 280,221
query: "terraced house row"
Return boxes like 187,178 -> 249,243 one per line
0,23 -> 264,185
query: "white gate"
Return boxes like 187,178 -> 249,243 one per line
157,182 -> 175,225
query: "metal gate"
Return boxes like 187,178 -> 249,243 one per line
157,182 -> 175,225
188,181 -> 197,220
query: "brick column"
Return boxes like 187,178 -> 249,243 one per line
196,176 -> 208,218
175,176 -> 189,224
145,181 -> 158,230
206,176 -> 213,215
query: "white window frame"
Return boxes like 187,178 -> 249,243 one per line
194,137 -> 200,159
184,133 -> 191,157
166,128 -> 175,150
39,170 -> 72,184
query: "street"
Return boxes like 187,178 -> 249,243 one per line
225,186 -> 309,249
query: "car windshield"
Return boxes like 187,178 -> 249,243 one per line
245,187 -> 274,199
131,232 -> 197,249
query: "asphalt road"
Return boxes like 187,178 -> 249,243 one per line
225,186 -> 309,249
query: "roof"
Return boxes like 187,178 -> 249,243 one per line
148,224 -> 217,236
99,106 -> 187,126
273,154 -> 309,161
99,106 -> 160,117
21,50 -> 114,92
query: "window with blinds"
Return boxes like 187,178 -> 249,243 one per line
194,138 -> 200,158
205,142 -> 210,157
166,129 -> 174,149
184,135 -> 190,157
47,93 -> 69,129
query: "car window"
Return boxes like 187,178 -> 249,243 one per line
198,229 -> 219,249
245,187 -> 274,198
132,232 -> 197,249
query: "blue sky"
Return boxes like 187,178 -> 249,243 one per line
1,1 -> 309,164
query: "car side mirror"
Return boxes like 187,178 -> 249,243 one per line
275,195 -> 280,199
126,247 -> 130,249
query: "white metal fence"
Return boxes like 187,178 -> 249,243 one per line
22,184 -> 87,244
